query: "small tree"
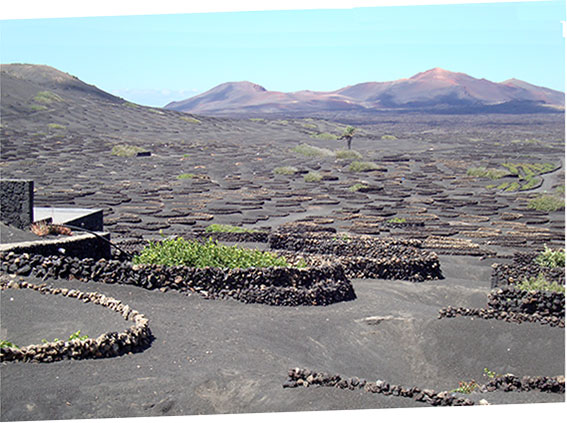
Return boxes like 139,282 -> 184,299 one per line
339,126 -> 356,150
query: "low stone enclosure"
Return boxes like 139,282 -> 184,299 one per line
439,252 -> 565,327
0,279 -> 152,363
0,227 -> 445,307
283,368 -> 565,407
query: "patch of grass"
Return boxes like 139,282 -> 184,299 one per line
381,134 -> 397,140
466,167 -> 508,180
505,182 -> 521,192
348,183 -> 368,192
304,171 -> 323,182
124,101 -> 139,108
335,149 -> 362,160
310,132 -> 338,140
181,116 -> 201,124
348,161 -> 381,172
301,123 -> 318,130
527,194 -> 564,212
47,123 -> 66,130
450,380 -> 479,394
33,91 -> 63,104
0,340 -> 19,349
516,273 -> 565,293
30,104 -> 48,111
111,144 -> 148,157
205,224 -> 258,234
292,144 -> 334,158
177,173 -> 196,180
535,245 -> 565,268
133,237 -> 291,269
387,217 -> 406,224
249,118 -> 265,122
273,166 -> 299,175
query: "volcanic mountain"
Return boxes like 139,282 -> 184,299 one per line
165,68 -> 564,116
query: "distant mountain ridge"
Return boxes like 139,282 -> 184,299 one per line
165,68 -> 564,116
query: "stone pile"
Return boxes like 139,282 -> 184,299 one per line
481,374 -> 564,394
282,368 -> 474,406
268,232 -> 443,282
488,286 -> 564,318
438,305 -> 564,327
0,251 -> 356,306
491,252 -> 565,289
0,279 -> 152,363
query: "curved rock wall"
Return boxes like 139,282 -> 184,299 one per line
0,252 -> 356,306
0,279 -> 152,363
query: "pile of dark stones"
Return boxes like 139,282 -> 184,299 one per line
0,251 -> 356,306
192,229 -> 271,243
491,252 -> 565,289
438,305 -> 564,327
482,374 -> 564,394
0,279 -> 152,363
488,285 -> 564,318
268,231 -> 443,281
282,368 -> 474,406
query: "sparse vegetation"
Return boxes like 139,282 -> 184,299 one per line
310,132 -> 338,140
335,149 -> 362,160
466,167 -> 508,180
47,123 -> 66,130
301,123 -> 318,130
30,104 -> 48,112
292,144 -> 334,158
249,118 -> 265,122
348,161 -> 381,172
0,340 -> 20,349
348,183 -> 368,192
42,330 -> 89,344
381,134 -> 397,140
177,173 -> 196,180
181,116 -> 201,124
124,101 -> 139,108
535,245 -> 565,268
450,380 -> 479,394
205,224 -> 258,233
274,166 -> 299,175
527,194 -> 564,212
33,91 -> 63,104
133,237 -> 291,269
387,217 -> 407,224
304,171 -> 323,182
111,144 -> 148,157
516,273 -> 565,293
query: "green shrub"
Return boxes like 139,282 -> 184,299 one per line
348,183 -> 368,192
466,167 -> 508,180
249,118 -> 265,122
111,144 -> 148,157
348,161 -> 381,172
181,116 -> 201,124
47,123 -> 66,130
30,104 -> 48,111
292,144 -> 334,158
310,132 -> 338,140
205,224 -> 258,233
387,217 -> 406,224
335,149 -> 362,160
177,173 -> 196,180
304,171 -> 323,182
33,91 -> 63,104
516,273 -> 564,293
0,340 -> 19,349
133,237 -> 290,269
535,245 -> 565,268
381,134 -> 397,140
450,380 -> 479,394
273,166 -> 299,175
527,194 -> 564,212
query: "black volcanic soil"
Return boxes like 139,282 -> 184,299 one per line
0,65 -> 565,420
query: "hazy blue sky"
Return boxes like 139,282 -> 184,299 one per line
1,1 -> 564,107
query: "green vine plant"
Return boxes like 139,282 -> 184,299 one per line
450,368 -> 502,394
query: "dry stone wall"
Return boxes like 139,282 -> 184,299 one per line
0,279 -> 152,363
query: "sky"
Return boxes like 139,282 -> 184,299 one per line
1,0 -> 565,107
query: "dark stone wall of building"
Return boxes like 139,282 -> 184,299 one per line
0,180 -> 34,229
